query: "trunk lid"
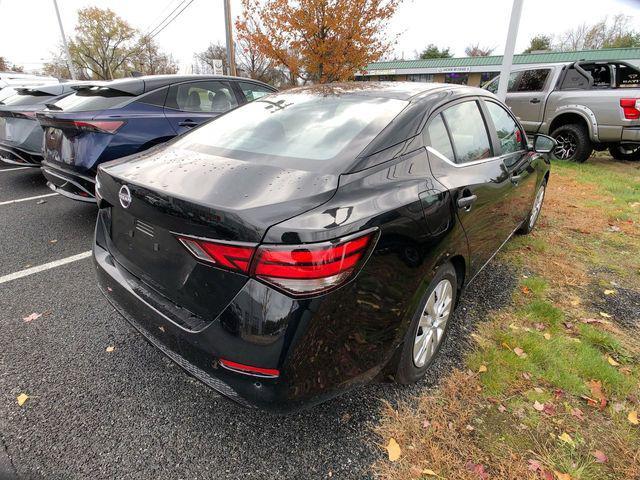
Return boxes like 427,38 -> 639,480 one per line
98,146 -> 339,320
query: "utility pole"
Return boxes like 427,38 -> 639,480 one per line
223,0 -> 237,76
497,0 -> 523,102
53,0 -> 78,80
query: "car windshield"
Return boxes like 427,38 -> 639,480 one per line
174,92 -> 408,170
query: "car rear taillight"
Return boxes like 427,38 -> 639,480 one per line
252,230 -> 377,296
71,120 -> 125,134
178,230 -> 378,296
620,98 -> 640,120
177,237 -> 255,273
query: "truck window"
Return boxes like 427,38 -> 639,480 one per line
616,63 -> 640,88
516,69 -> 550,92
559,68 -> 590,90
583,64 -> 612,88
485,72 -> 520,94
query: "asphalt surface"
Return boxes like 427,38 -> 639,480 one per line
0,162 -> 517,479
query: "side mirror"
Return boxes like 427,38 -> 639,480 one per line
533,134 -> 556,154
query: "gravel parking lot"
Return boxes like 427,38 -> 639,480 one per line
0,164 -> 516,479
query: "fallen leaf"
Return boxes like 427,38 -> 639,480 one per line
386,438 -> 401,461
543,403 -> 556,416
629,411 -> 639,425
603,289 -> 615,295
534,322 -> 546,331
534,387 -> 544,394
422,419 -> 431,429
571,408 -> 585,421
49,239 -> 58,244
544,333 -> 552,340
478,365 -> 487,373
22,312 -> 42,323
465,461 -> 489,479
592,450 -> 608,463
533,401 -> 545,412
423,469 -> 438,477
587,380 -> 607,410
599,312 -> 612,319
514,347 -> 527,358
498,404 -> 507,413
527,459 -> 542,472
522,372 -> 532,380
554,471 -> 573,480
607,356 -> 620,367
558,432 -> 575,447
158,326 -> 165,333
612,403 -> 625,413
106,346 -> 115,353
36,199 -> 47,205
16,393 -> 29,406
620,366 -> 632,376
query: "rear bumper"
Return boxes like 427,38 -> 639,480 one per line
92,208 -> 400,412
0,144 -> 42,166
41,160 -> 96,202
621,127 -> 640,143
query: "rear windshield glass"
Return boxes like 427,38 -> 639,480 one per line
617,63 -> 640,88
173,92 -> 407,169
52,87 -> 133,112
0,90 -> 54,106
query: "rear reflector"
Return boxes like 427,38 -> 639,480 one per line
178,237 -> 255,273
252,230 -> 376,296
218,358 -> 279,378
620,98 -> 640,120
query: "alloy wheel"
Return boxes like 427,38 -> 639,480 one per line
413,279 -> 453,368
553,133 -> 577,160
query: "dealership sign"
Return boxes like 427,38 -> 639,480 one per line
435,66 -> 471,74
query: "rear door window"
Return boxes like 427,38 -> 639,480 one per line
52,87 -> 134,112
516,69 -> 550,92
426,113 -> 455,160
485,101 -> 524,154
441,100 -> 492,163
166,81 -> 239,113
238,82 -> 274,102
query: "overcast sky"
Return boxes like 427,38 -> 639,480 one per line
1,0 -> 639,73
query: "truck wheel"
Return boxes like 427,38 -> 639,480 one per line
550,124 -> 593,163
608,144 -> 640,161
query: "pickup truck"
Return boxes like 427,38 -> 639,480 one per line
484,60 -> 640,162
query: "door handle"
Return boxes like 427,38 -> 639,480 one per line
457,194 -> 477,210
529,98 -> 541,104
178,120 -> 198,128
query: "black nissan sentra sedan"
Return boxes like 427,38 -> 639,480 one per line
93,82 -> 554,412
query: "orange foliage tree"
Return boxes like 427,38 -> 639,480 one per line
236,0 -> 402,84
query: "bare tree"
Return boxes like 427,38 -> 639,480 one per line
464,43 -> 495,57
556,15 -> 640,51
194,43 -> 229,74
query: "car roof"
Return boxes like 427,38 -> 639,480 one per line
278,81 -> 492,102
73,74 -> 273,96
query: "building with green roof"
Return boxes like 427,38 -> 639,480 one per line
355,48 -> 640,86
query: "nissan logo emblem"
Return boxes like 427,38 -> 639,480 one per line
119,185 -> 132,209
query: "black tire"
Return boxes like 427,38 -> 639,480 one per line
518,179 -> 547,235
550,123 -> 593,163
608,144 -> 640,161
395,262 -> 457,384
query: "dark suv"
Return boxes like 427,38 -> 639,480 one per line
38,75 -> 275,201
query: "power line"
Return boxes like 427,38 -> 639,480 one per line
144,0 -> 183,34
149,0 -> 195,40
146,0 -> 188,37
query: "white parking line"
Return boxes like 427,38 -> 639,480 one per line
0,167 -> 31,172
0,193 -> 58,206
0,251 -> 92,285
